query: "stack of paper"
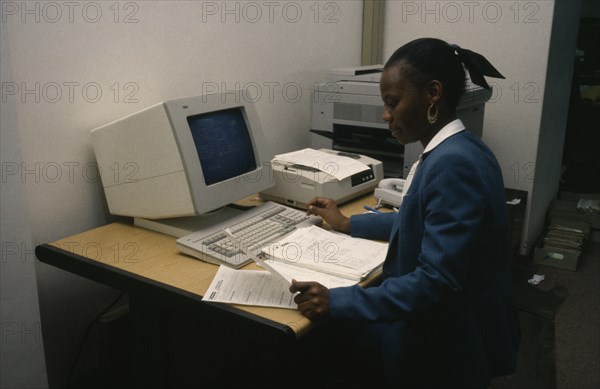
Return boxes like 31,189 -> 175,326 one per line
260,226 -> 387,282
543,223 -> 586,256
202,226 -> 388,309
577,198 -> 600,215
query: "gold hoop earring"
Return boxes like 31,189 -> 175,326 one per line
427,103 -> 438,124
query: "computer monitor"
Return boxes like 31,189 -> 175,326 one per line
90,91 -> 273,222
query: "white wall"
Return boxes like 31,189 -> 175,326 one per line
383,0 -> 579,253
1,1 -> 363,385
529,0 -> 581,256
1,18 -> 48,389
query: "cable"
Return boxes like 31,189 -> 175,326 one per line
66,291 -> 125,387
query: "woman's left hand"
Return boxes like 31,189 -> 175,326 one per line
290,280 -> 330,321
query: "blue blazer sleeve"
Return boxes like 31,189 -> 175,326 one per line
349,212 -> 397,241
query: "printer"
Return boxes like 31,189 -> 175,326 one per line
259,149 -> 383,209
310,65 -> 493,177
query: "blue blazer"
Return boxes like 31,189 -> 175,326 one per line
329,131 -> 520,388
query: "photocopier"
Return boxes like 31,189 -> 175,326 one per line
310,65 -> 493,178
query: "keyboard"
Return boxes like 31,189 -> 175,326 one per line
176,201 -> 322,268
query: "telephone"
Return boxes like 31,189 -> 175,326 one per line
374,178 -> 405,208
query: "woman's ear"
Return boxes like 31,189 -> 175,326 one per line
425,80 -> 443,105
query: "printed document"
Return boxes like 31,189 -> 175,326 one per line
258,259 -> 357,289
261,226 -> 387,281
202,265 -> 297,309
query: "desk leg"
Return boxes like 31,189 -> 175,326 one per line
129,295 -> 169,388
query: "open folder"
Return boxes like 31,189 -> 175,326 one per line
259,226 -> 387,283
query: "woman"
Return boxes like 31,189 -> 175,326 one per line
291,38 -> 521,388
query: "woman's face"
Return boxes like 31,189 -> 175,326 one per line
380,65 -> 430,146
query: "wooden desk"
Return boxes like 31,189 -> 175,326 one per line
37,195 -> 381,336
35,194 -> 385,386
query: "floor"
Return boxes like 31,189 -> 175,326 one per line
492,241 -> 599,389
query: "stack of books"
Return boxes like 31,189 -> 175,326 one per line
577,198 -> 600,215
542,223 -> 586,257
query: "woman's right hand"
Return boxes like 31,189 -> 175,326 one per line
306,197 -> 350,233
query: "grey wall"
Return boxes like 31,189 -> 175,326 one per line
1,19 -> 48,389
529,1 -> 582,257
1,1 -> 363,386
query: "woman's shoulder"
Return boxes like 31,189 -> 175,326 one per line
421,131 -> 502,184
422,131 -> 500,176
429,131 -> 493,161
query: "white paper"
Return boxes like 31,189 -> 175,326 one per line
528,274 -> 545,286
258,259 -> 357,289
202,265 -> 297,309
272,148 -> 369,181
261,226 -> 387,281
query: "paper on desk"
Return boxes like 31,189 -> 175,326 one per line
258,259 -> 357,289
272,148 -> 369,181
202,265 -> 297,309
261,226 -> 387,281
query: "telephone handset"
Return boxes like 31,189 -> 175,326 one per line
374,178 -> 405,208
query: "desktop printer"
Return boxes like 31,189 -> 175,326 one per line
310,65 -> 493,177
259,149 -> 383,209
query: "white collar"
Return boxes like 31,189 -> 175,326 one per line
401,119 -> 466,200
422,119 -> 465,155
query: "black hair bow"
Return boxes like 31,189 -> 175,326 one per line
450,44 -> 505,90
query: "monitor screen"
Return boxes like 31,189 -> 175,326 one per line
187,108 -> 257,186
91,92 -> 273,219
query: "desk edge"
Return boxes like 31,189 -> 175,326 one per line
35,243 -> 298,340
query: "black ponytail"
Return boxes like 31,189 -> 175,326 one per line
385,38 -> 504,113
